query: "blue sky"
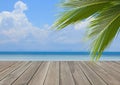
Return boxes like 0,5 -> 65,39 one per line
0,0 -> 119,52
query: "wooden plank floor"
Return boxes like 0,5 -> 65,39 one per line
0,61 -> 119,85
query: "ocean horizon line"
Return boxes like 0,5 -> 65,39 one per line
0,52 -> 120,55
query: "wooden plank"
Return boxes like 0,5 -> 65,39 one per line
0,61 -> 31,85
60,62 -> 75,85
28,62 -> 50,85
0,62 -> 24,80
0,62 -> 16,67
0,61 -> 119,85
0,61 -> 15,67
78,62 -> 107,85
104,61 -> 120,73
114,61 -> 120,65
68,61 -> 91,85
12,62 -> 41,85
0,62 -> 17,72
86,62 -> 120,85
44,62 -> 59,85
97,62 -> 120,82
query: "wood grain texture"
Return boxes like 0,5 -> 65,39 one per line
68,61 -> 91,85
44,62 -> 59,85
60,61 -> 75,85
86,62 -> 120,85
12,62 -> 41,85
28,62 -> 50,85
78,62 -> 107,85
0,62 -> 31,85
0,61 -> 119,85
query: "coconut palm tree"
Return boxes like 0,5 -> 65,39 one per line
52,0 -> 120,61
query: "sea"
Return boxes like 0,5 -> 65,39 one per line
0,52 -> 120,61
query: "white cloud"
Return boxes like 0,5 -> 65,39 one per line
0,1 -> 119,51
0,1 -> 94,51
14,1 -> 27,13
0,1 -> 50,44
0,0 -> 86,45
53,26 -> 87,44
74,18 -> 92,30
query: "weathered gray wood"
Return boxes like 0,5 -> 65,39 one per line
44,62 -> 59,85
114,61 -> 120,65
12,62 -> 41,85
0,62 -> 24,80
86,62 -> 120,85
103,61 -> 120,73
60,62 -> 75,85
0,62 -> 31,85
97,62 -> 120,82
0,61 -> 119,85
28,62 -> 50,85
0,62 -> 17,72
68,61 -> 91,85
78,62 -> 107,85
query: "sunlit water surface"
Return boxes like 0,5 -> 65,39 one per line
0,55 -> 120,61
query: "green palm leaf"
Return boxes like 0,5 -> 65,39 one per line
53,0 -> 120,61
88,4 -> 120,60
52,1 -> 111,30
62,0 -> 111,8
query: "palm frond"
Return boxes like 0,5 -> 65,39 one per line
52,0 -> 120,61
89,5 -> 120,60
62,0 -> 112,8
52,1 -> 111,30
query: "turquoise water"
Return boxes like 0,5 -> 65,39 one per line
0,54 -> 120,61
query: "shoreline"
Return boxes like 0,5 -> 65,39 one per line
0,55 -> 120,61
